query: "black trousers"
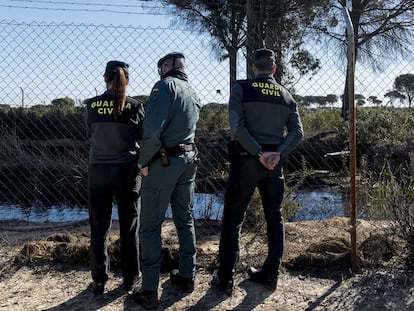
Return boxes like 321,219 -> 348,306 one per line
218,155 -> 284,282
88,162 -> 141,284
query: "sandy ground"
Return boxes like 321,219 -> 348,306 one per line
0,219 -> 413,311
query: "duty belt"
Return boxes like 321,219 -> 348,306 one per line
228,141 -> 279,160
166,143 -> 196,155
260,144 -> 279,152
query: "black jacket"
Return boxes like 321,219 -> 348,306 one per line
85,90 -> 145,164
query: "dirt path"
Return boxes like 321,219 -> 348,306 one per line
0,219 -> 413,310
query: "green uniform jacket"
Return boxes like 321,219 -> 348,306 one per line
229,73 -> 303,158
138,71 -> 201,167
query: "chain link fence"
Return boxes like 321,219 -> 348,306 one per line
0,20 -> 413,236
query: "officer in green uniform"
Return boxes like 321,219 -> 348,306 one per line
85,60 -> 144,295
133,52 -> 201,309
212,48 -> 303,294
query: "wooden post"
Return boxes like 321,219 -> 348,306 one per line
342,3 -> 357,271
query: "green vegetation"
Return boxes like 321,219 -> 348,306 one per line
359,155 -> 414,269
356,107 -> 414,145
0,104 -> 413,264
299,107 -> 343,134
197,103 -> 228,132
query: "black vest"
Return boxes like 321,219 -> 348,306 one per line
86,90 -> 143,125
237,77 -> 293,110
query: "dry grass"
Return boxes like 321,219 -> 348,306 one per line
10,218 -> 401,274
1,218 -> 412,311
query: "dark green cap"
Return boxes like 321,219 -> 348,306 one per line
104,60 -> 129,75
157,52 -> 185,68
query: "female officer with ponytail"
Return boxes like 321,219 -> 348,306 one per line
84,60 -> 144,295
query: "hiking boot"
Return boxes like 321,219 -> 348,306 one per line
247,267 -> 278,292
132,289 -> 159,310
210,271 -> 233,296
170,269 -> 195,293
92,282 -> 105,295
123,280 -> 134,292
123,271 -> 142,292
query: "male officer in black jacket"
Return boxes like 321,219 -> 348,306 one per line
212,48 -> 303,294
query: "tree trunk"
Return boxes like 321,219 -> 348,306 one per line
263,0 -> 284,84
228,46 -> 237,88
246,0 -> 264,79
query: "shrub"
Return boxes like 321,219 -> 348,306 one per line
360,155 -> 414,269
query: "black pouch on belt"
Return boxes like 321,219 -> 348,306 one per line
227,141 -> 236,161
159,147 -> 170,166
227,140 -> 246,161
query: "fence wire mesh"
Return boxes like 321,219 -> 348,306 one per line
0,19 -> 413,232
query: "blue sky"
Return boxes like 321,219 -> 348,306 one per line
0,0 -> 172,27
0,1 -> 234,106
1,0 -> 413,107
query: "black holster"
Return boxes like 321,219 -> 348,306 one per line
159,147 -> 170,166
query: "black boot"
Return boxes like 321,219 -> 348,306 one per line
247,267 -> 278,292
210,271 -> 233,296
91,281 -> 105,295
132,289 -> 159,310
169,269 -> 195,293
123,271 -> 142,292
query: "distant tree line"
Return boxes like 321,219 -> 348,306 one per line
155,0 -> 414,117
2,70 -> 413,114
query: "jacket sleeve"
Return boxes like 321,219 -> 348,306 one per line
277,90 -> 304,158
138,80 -> 172,167
137,101 -> 145,141
228,83 -> 262,155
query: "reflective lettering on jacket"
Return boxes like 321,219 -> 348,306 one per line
251,82 -> 281,97
89,100 -> 113,115
238,78 -> 294,109
88,100 -> 134,115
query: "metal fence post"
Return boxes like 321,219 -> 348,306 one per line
20,87 -> 24,108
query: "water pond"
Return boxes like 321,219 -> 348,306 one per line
0,187 -> 347,223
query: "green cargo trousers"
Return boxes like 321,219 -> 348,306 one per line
139,151 -> 198,291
